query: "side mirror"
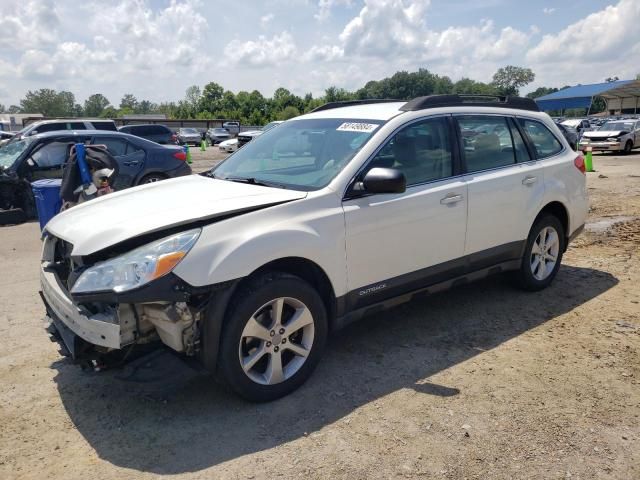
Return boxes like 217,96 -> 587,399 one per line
360,167 -> 406,194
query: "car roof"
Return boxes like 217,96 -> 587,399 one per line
29,130 -> 156,145
299,102 -> 405,121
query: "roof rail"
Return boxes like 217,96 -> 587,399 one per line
400,95 -> 540,112
310,99 -> 400,113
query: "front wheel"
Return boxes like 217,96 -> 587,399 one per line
218,273 -> 328,402
515,215 -> 565,291
623,140 -> 633,154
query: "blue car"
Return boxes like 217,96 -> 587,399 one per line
0,130 -> 191,222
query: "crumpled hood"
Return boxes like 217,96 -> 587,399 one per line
46,175 -> 306,255
583,131 -> 625,138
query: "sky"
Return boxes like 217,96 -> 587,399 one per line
0,0 -> 639,108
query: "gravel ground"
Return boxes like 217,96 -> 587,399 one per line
0,151 -> 638,480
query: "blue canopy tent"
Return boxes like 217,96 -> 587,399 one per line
535,80 -> 640,114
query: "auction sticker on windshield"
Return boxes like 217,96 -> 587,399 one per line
336,122 -> 380,133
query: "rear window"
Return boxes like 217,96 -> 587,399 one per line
518,119 -> 563,159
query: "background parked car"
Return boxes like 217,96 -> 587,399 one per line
556,123 -> 579,150
222,121 -> 240,136
177,127 -> 202,146
0,130 -> 191,221
580,119 -> 640,154
561,118 -> 592,135
206,127 -> 231,145
6,119 -> 117,145
218,138 -> 238,153
117,124 -> 178,145
237,121 -> 283,148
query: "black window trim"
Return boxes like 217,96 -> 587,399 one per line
453,113 -> 520,175
515,115 -> 567,161
343,113 -> 462,200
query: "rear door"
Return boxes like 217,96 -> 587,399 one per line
92,136 -> 145,188
458,114 -> 546,265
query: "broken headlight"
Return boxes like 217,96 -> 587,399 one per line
71,228 -> 201,294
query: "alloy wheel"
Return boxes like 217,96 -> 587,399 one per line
238,297 -> 315,385
530,226 -> 560,281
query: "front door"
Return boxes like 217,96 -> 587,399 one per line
343,116 -> 467,310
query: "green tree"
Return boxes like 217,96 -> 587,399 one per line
84,94 -> 111,117
525,86 -> 558,99
101,106 -> 118,118
278,106 -> 300,120
184,85 -> 201,116
7,105 -> 21,114
119,93 -> 138,111
324,86 -> 353,103
491,66 -> 535,96
201,82 -> 225,114
136,100 -> 157,114
452,78 -> 496,95
19,89 -> 77,116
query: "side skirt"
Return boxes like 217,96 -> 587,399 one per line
333,241 -> 525,331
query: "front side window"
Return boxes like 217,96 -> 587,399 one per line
366,117 -> 453,186
212,118 -> 382,190
518,119 -> 563,158
458,115 -> 515,172
31,141 -> 70,167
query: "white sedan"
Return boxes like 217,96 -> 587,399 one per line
218,138 -> 238,153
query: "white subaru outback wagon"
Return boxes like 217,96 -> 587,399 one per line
41,95 -> 588,401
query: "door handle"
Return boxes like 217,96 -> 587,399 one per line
440,193 -> 463,205
522,175 -> 537,185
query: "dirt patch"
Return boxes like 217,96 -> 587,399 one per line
0,154 -> 638,480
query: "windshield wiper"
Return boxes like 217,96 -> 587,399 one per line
222,176 -> 286,188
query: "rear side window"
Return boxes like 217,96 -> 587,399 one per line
457,115 -> 515,173
97,137 -> 128,156
91,121 -> 117,131
70,122 -> 86,130
34,123 -> 68,134
518,119 -> 563,158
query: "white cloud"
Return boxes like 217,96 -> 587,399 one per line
542,7 -> 556,15
304,0 -> 530,72
260,13 -> 275,28
315,0 -> 353,21
224,32 -> 297,67
528,0 -> 640,63
0,0 -> 60,50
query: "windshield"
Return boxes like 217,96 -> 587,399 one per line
182,128 -> 198,134
263,121 -> 281,132
0,137 -> 33,168
600,121 -> 635,131
211,118 -> 382,191
213,128 -> 228,133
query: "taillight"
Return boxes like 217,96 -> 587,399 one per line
173,151 -> 187,161
574,154 -> 585,174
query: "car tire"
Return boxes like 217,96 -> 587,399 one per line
138,173 -> 167,184
624,140 -> 633,154
218,272 -> 328,402
515,214 -> 565,292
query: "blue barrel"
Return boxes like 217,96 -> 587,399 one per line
31,179 -> 62,230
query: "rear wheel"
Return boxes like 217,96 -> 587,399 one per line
138,173 -> 167,184
515,214 -> 565,291
218,273 -> 328,402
